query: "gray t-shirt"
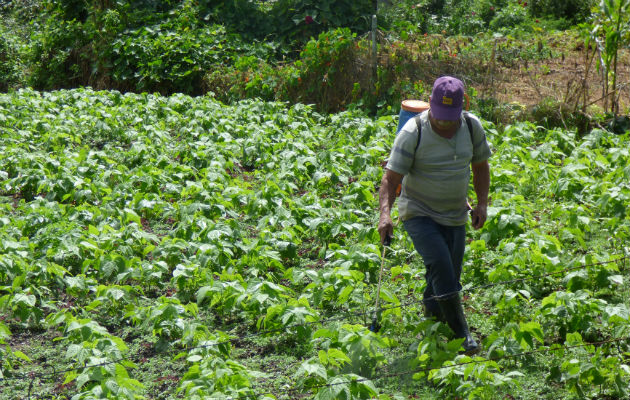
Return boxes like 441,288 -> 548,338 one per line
386,111 -> 491,226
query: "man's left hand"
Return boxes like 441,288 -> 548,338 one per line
471,204 -> 487,230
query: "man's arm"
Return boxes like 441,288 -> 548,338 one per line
470,160 -> 490,230
378,168 -> 403,243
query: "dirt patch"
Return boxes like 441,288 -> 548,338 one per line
379,32 -> 630,122
474,38 -> 630,114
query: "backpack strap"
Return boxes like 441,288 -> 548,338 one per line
464,113 -> 474,145
414,114 -> 422,152
395,114 -> 422,197
398,113 -> 474,198
414,112 -> 473,152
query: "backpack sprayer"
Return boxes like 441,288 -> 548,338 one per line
369,100 -> 424,333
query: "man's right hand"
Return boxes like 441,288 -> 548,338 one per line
378,168 -> 403,246
378,214 -> 394,245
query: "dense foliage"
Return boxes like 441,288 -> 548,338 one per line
376,0 -> 595,36
0,89 -> 628,399
0,0 -> 603,120
14,0 -> 375,92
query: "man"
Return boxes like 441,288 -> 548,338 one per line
377,76 -> 491,354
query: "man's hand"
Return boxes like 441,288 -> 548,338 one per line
378,213 -> 394,245
378,169 -> 403,244
470,204 -> 487,230
471,160 -> 490,230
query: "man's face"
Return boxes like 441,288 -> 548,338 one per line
431,118 -> 458,130
428,109 -> 461,136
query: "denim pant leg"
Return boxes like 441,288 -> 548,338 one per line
403,216 -> 466,313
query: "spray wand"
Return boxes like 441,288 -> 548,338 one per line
369,233 -> 391,333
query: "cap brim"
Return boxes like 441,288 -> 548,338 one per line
430,105 -> 463,121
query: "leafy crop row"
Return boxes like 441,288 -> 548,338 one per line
0,89 -> 629,399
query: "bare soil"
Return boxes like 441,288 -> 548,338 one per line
380,32 -> 630,123
476,38 -> 630,114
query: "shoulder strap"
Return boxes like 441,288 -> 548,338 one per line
464,113 -> 474,145
414,114 -> 422,152
414,113 -> 474,152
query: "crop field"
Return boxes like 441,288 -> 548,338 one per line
0,88 -> 629,399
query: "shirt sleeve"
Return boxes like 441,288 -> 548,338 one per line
385,118 -> 420,175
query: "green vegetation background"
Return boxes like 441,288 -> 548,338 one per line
0,0 -> 601,124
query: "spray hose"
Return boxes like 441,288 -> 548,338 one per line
369,234 -> 391,333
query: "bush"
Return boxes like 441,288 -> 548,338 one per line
281,28 -> 368,113
0,25 -> 23,91
198,0 -> 275,40
200,0 -> 373,49
26,0 -> 127,90
270,0 -> 373,44
112,23 -> 259,95
203,56 -> 280,103
378,0 -> 530,37
490,2 -> 529,30
476,97 -> 529,125
529,97 -> 576,129
528,0 -> 595,24
376,0 -> 432,38
28,14 -> 90,90
442,0 -> 494,35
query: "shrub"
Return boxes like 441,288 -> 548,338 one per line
528,0 -> 595,24
28,13 -> 90,90
529,97 -> 577,129
378,0 -> 516,36
0,25 -> 23,91
490,2 -> 529,31
200,0 -> 373,49
203,56 -> 280,103
269,0 -> 373,45
26,0 -> 126,90
281,28 -> 369,113
112,13 -> 277,95
477,97 -> 528,125
442,0 -> 492,35
198,0 -> 275,40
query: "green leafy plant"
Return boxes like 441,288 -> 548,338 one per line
550,332 -> 630,399
306,324 -> 392,378
0,24 -> 24,90
294,324 -> 391,398
411,318 -> 525,399
0,321 -> 31,378
2,87 -> 630,399
538,290 -> 607,340
270,0 -> 373,45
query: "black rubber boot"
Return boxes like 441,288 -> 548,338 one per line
423,302 -> 445,322
437,294 -> 480,355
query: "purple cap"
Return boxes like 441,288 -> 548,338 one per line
429,76 -> 464,121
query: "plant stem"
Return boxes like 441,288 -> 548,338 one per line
612,0 -> 624,116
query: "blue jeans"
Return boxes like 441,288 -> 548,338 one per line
403,216 -> 466,314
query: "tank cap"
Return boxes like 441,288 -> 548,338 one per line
401,99 -> 430,113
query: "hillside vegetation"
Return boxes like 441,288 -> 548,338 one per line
2,0 -> 629,130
